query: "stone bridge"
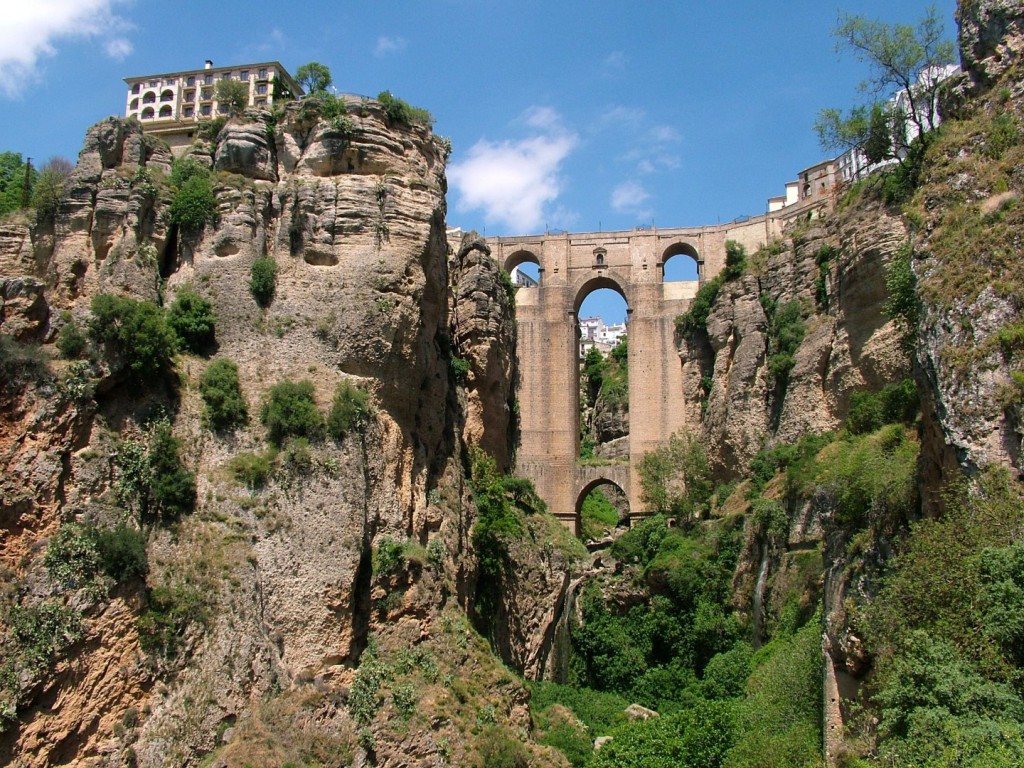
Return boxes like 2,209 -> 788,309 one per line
487,213 -> 783,532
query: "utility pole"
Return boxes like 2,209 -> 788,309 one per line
21,157 -> 32,209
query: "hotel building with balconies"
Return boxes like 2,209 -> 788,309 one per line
123,60 -> 304,154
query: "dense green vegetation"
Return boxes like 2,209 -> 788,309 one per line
115,420 -> 196,523
580,338 -> 628,459
0,152 -> 35,216
168,158 -> 217,231
199,358 -> 248,431
328,380 -> 371,440
260,379 -> 324,446
89,293 -> 178,384
167,286 -> 216,353
377,91 -> 434,127
637,430 -> 712,519
249,256 -> 277,307
579,486 -> 620,541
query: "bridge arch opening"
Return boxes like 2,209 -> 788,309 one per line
576,479 -> 630,541
661,242 -> 701,282
576,282 -> 629,461
504,249 -> 542,292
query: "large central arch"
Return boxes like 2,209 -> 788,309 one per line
490,219 -> 778,529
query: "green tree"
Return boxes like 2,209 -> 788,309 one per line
0,152 -> 36,216
199,359 -> 248,431
260,379 -> 324,445
166,287 -> 216,353
147,421 -> 197,521
31,156 -> 72,220
169,174 -> 216,231
815,6 -> 955,159
638,430 -> 713,518
215,78 -> 249,115
249,256 -> 277,306
295,62 -> 333,94
89,294 -> 178,384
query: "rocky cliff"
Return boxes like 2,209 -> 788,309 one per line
0,99 -> 562,767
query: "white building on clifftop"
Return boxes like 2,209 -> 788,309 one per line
123,60 -> 303,154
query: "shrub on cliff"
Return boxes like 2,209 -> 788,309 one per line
56,312 -> 86,359
147,421 -> 197,521
327,380 -> 370,440
260,379 -> 323,445
377,91 -> 433,127
249,256 -> 277,307
89,294 -> 177,384
167,287 -> 216,353
199,359 -> 248,431
169,173 -> 216,231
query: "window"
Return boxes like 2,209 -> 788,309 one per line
184,90 -> 195,102
256,83 -> 267,95
160,89 -> 174,102
158,105 -> 172,118
130,98 -> 139,111
141,107 -> 155,119
202,88 -> 212,100
184,106 -> 195,118
255,98 -> 266,107
201,104 -> 211,116
240,70 -> 249,79
143,92 -> 156,104
187,76 -> 196,86
204,74 -> 213,84
218,103 -> 229,114
166,78 -> 175,86
258,68 -> 267,78
131,83 -> 140,94
148,80 -> 157,88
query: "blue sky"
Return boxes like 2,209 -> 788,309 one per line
0,0 -> 957,322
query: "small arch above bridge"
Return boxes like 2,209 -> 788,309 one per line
504,249 -> 542,275
661,241 -> 702,282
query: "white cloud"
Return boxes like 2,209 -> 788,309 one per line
0,0 -> 134,97
375,36 -> 407,57
611,180 -> 652,217
104,37 -> 133,60
449,108 -> 579,233
603,50 -> 627,72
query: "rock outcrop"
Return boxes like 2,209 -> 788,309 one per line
0,97 -> 532,768
452,234 -> 517,472
683,207 -> 910,477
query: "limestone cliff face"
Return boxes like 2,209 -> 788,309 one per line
451,234 -> 517,472
913,0 -> 1024,484
0,100 -> 533,767
682,207 -> 910,477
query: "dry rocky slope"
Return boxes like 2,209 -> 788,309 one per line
0,98 -> 560,767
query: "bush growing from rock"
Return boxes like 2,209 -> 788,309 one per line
250,256 -> 277,307
167,287 -> 216,353
199,359 -> 248,431
327,380 -> 370,440
89,294 -> 177,384
56,312 -> 86,359
147,421 -> 197,522
169,174 -> 217,231
260,378 -> 323,445
228,450 -> 275,490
